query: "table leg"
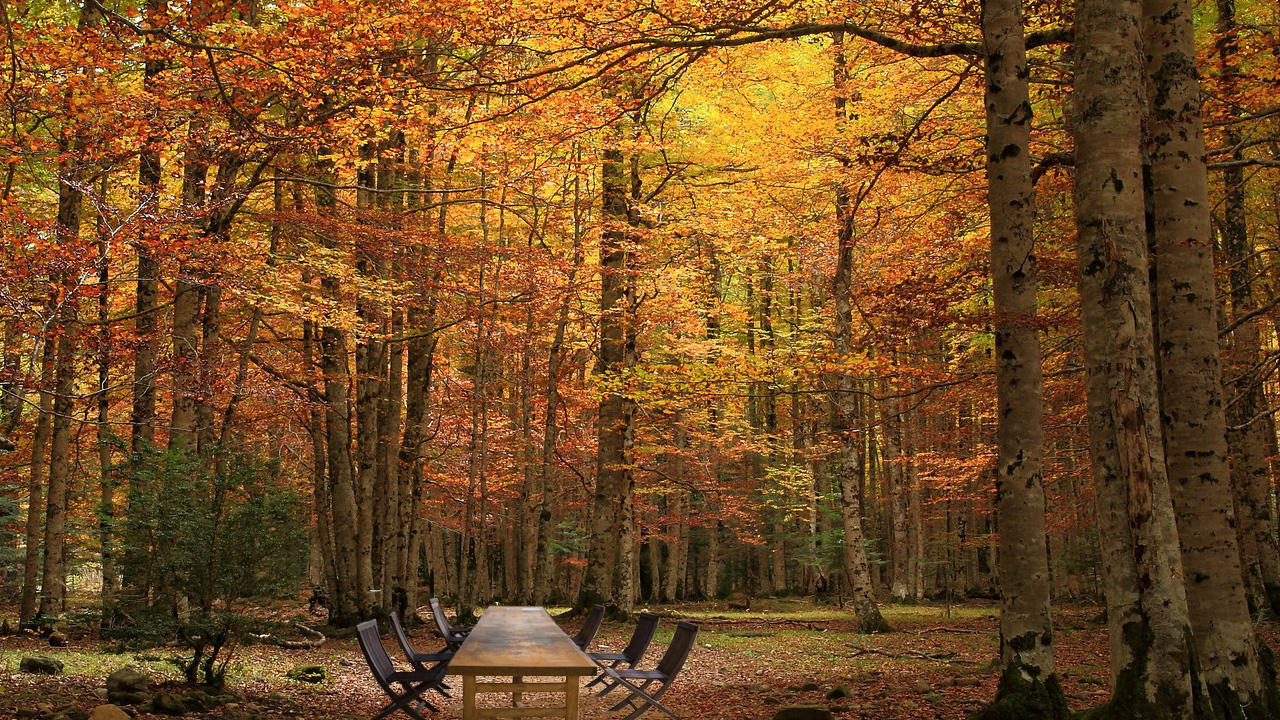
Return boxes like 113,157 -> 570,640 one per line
513,675 -> 523,707
565,676 -> 580,720
463,674 -> 476,720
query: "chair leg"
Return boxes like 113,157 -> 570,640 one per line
587,659 -> 622,689
610,679 -> 655,711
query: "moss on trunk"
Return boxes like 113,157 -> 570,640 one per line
969,661 -> 1068,720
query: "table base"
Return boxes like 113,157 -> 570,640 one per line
461,674 -> 582,719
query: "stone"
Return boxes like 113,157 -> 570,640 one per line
924,694 -> 945,704
772,707 -> 834,720
87,707 -> 131,720
913,680 -> 932,693
178,692 -> 210,712
55,710 -> 90,720
799,682 -> 821,692
105,692 -> 147,706
106,668 -> 150,694
93,690 -> 108,699
825,685 -> 851,700
48,632 -> 68,647
16,709 -> 40,718
20,656 -> 64,675
145,693 -> 187,716
287,664 -> 326,683
954,676 -> 980,687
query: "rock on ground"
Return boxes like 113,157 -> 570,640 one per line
773,706 -> 835,720
87,706 -> 131,720
105,667 -> 151,694
19,656 -> 64,675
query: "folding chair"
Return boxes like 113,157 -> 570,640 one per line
588,611 -> 659,693
391,610 -> 454,667
428,597 -> 471,652
357,619 -> 450,720
601,621 -> 699,720
571,603 -> 606,650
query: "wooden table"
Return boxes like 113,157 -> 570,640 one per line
448,606 -> 598,720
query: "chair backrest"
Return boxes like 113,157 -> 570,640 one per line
573,604 -> 606,649
655,621 -> 699,680
356,620 -> 396,693
390,610 -> 416,660
621,612 -> 660,664
429,597 -> 455,639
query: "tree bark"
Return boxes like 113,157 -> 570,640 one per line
1143,0 -> 1279,713
974,0 -> 1061,713
830,30 -> 891,634
1072,0 -> 1199,714
19,344 -> 54,622
1214,0 -> 1280,619
582,133 -> 636,613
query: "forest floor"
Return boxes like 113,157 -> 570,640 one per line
3,598 -> 1278,720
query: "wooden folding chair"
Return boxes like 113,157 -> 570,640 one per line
572,603 -> 606,650
588,611 -> 659,693
601,621 -> 699,720
357,619 -> 450,719
428,597 -> 472,652
391,611 -> 454,667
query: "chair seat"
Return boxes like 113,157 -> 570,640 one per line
410,651 -> 453,663
590,652 -> 628,661
388,669 -> 444,684
613,669 -> 669,681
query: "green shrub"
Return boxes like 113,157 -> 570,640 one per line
113,447 -> 307,685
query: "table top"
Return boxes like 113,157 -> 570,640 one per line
447,606 -> 598,676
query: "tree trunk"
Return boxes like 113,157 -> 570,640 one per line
1214,0 -> 1280,619
582,134 -> 636,613
20,345 -> 54,622
1072,0 -> 1199,714
1143,0 -> 1279,712
973,0 -> 1062,714
96,181 -> 119,610
829,30 -> 891,634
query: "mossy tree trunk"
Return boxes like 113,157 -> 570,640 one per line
1143,0 -> 1280,714
971,0 -> 1064,716
1071,0 -> 1200,716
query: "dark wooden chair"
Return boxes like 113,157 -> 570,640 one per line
428,597 -> 471,652
390,610 -> 453,692
588,611 -> 660,694
571,603 -> 606,651
356,619 -> 450,720
601,621 -> 699,720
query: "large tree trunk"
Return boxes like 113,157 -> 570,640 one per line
40,61 -> 96,612
132,0 -> 163,454
974,0 -> 1061,715
1072,0 -> 1199,715
1215,0 -> 1280,619
315,157 -> 363,624
169,117 -> 208,452
831,30 -> 891,635
1143,0 -> 1279,713
19,345 -> 54,622
96,182 -> 119,611
582,136 -> 636,613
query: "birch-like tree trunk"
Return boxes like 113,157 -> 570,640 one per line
1143,0 -> 1278,712
974,0 -> 1061,714
1072,0 -> 1198,714
1215,0 -> 1280,618
19,346 -> 53,622
582,135 -> 635,612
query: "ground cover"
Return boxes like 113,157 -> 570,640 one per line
3,600 -> 1276,720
